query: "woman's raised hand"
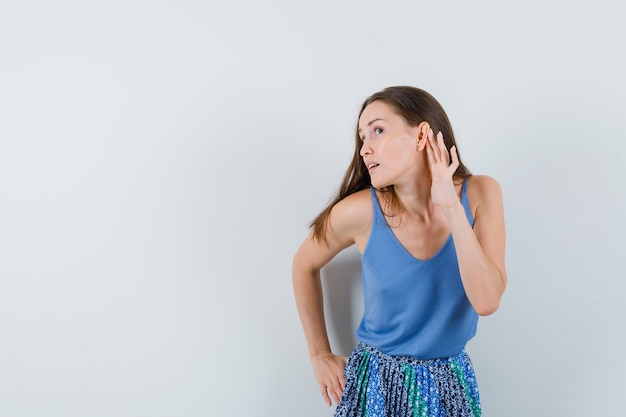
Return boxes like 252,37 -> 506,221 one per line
311,352 -> 348,406
425,129 -> 460,209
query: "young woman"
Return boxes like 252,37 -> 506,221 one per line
293,86 -> 506,416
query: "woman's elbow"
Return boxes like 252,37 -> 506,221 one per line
475,300 -> 500,316
474,285 -> 505,316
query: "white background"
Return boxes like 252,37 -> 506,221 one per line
1,1 -> 625,416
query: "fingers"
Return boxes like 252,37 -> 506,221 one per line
320,375 -> 344,406
331,358 -> 347,403
425,130 -> 437,167
449,145 -> 459,172
339,362 -> 347,390
426,129 -> 451,164
434,131 -> 448,163
330,379 -> 343,404
320,386 -> 332,407
314,354 -> 348,406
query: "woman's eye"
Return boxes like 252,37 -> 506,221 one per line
374,127 -> 383,135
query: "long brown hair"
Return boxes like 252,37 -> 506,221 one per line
310,86 -> 471,243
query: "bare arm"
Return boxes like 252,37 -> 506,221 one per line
292,190 -> 371,405
427,131 -> 506,316
443,176 -> 506,315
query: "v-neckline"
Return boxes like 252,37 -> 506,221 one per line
382,217 -> 453,263
371,185 -> 465,262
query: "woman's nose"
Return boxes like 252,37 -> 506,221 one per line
359,140 -> 371,157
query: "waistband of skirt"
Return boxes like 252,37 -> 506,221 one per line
353,341 -> 469,367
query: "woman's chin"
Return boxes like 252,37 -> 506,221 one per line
370,179 -> 391,189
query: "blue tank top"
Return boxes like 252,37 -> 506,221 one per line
355,179 -> 478,359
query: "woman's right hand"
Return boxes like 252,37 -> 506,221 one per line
311,352 -> 348,406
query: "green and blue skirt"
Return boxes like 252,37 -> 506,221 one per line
334,343 -> 482,417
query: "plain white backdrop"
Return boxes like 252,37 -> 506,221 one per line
1,1 -> 625,416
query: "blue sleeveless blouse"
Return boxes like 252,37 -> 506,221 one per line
355,180 -> 478,359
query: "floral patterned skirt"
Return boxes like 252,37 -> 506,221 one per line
334,342 -> 481,417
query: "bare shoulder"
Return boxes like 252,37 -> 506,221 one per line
329,188 -> 373,233
294,189 -> 373,272
467,175 -> 502,198
466,175 -> 504,219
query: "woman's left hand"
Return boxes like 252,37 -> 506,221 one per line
425,129 -> 459,209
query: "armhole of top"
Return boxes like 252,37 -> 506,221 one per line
461,179 -> 475,227
369,187 -> 381,222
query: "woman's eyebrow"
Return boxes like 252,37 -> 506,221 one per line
358,118 -> 384,134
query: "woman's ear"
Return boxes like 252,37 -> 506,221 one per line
416,122 -> 430,151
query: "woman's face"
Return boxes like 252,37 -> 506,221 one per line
358,100 -> 422,188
